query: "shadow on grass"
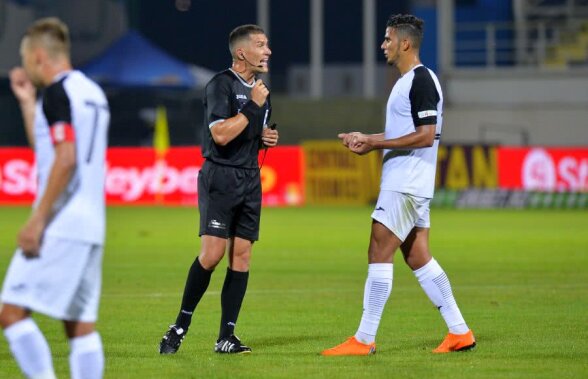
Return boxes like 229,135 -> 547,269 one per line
248,334 -> 329,348
370,334 -> 483,356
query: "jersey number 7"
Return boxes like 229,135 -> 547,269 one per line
84,100 -> 108,163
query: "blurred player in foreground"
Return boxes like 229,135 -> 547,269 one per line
0,18 -> 109,378
322,14 -> 475,356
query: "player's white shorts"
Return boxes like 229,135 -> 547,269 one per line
1,236 -> 103,322
371,190 -> 431,241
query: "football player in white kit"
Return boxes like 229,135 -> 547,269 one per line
0,18 -> 109,378
322,14 -> 475,356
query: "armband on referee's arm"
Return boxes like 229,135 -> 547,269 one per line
239,100 -> 261,123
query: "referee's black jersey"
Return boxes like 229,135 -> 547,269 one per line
202,69 -> 271,169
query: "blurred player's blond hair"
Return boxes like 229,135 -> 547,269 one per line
23,17 -> 70,59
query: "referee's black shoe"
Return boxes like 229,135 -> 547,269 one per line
214,334 -> 252,354
159,325 -> 187,354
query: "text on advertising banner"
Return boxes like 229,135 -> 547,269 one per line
0,147 -> 304,206
498,147 -> 588,192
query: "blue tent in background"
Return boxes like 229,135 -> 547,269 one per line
81,30 -> 196,88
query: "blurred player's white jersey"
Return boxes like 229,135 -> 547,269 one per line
380,65 -> 442,198
34,70 -> 109,244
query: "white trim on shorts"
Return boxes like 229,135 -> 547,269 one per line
371,190 -> 431,242
1,236 -> 103,322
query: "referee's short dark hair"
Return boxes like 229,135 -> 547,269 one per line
229,24 -> 265,57
387,14 -> 424,49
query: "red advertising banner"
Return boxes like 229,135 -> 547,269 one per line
106,147 -> 199,205
0,147 -> 304,206
498,147 -> 588,192
0,148 -> 36,205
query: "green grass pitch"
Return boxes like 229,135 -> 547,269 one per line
1,206 -> 587,378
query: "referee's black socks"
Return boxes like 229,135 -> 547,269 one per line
219,268 -> 249,339
175,256 -> 213,331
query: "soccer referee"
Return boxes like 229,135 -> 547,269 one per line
159,24 -> 278,355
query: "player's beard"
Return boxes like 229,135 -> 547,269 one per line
386,51 -> 399,67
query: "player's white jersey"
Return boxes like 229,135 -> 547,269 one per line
380,65 -> 442,198
34,70 -> 109,244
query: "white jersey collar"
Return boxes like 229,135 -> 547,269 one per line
401,64 -> 423,77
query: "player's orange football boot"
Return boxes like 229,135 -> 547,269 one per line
432,330 -> 476,353
321,336 -> 376,356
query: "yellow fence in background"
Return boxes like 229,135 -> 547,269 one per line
302,140 -> 381,205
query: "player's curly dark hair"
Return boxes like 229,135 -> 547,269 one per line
386,14 -> 424,48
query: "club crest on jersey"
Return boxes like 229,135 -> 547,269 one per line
236,94 -> 247,100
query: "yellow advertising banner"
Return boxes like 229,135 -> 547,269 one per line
303,140 -> 381,205
436,145 -> 498,190
302,142 -> 498,205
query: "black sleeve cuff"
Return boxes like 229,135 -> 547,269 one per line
240,100 -> 261,123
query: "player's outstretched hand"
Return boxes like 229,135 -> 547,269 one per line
262,127 -> 279,147
9,67 -> 36,106
251,79 -> 269,107
349,133 -> 374,155
338,132 -> 362,148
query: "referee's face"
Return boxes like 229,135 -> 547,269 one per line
381,27 -> 400,66
245,33 -> 271,73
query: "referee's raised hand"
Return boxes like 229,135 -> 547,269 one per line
251,79 -> 269,107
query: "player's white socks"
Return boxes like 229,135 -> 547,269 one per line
413,258 -> 469,334
69,332 -> 104,379
3,318 -> 56,379
355,263 -> 393,344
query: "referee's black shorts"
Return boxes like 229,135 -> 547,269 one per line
198,159 -> 262,241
